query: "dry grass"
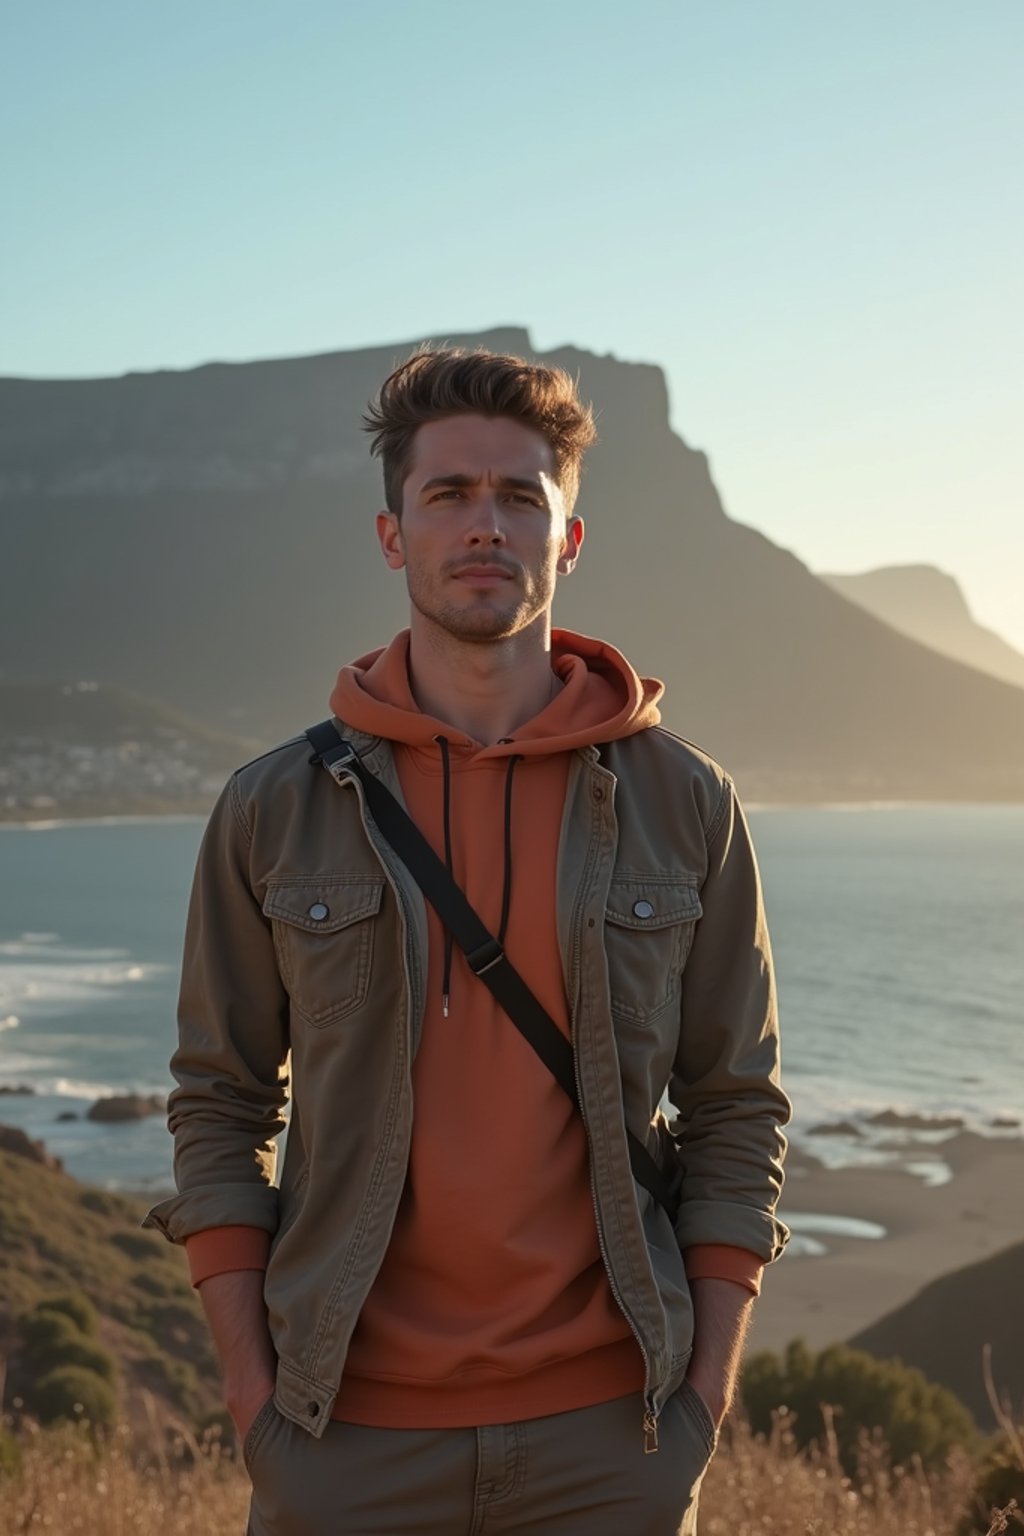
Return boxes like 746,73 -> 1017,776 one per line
1,1399 -> 1020,1536
1,1405 -> 250,1534
703,1411 -> 983,1535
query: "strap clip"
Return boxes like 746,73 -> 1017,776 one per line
315,741 -> 358,783
466,937 -> 504,976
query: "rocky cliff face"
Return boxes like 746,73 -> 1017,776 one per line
822,565 -> 1024,692
3,327 -> 1023,801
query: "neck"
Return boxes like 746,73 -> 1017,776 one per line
407,612 -> 559,745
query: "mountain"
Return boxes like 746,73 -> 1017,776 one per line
823,566 -> 1024,692
849,1240 -> 1024,1432
0,681 -> 254,820
3,327 -> 1024,801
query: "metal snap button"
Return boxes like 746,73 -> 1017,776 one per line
307,1401 -> 320,1417
633,899 -> 655,919
308,902 -> 329,921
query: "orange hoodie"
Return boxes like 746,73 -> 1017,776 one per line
185,629 -> 763,1428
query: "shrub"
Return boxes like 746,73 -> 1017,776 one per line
16,1298 -> 116,1382
132,1268 -> 175,1298
16,1308 -> 83,1355
31,1291 -> 99,1336
46,1335 -> 119,1385
110,1230 -> 161,1261
15,1295 -> 119,1420
31,1366 -> 117,1430
956,1434 -> 1024,1535
742,1338 -> 977,1473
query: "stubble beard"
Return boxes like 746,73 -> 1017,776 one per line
406,562 -> 555,646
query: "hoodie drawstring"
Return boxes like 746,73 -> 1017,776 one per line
438,737 -> 455,1017
498,750 -> 518,946
435,736 -> 520,1018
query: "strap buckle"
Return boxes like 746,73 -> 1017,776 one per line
466,937 -> 504,976
320,742 -> 358,784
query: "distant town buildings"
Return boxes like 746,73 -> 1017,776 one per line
0,735 -> 227,819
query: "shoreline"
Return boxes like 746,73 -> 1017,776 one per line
0,812 -> 208,831
4,802 -> 1024,831
749,1129 -> 1024,1355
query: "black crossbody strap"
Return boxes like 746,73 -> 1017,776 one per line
305,720 -> 676,1215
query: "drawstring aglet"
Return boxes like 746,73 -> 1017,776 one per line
442,994 -> 449,1019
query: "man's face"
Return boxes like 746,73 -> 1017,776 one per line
376,413 -> 583,644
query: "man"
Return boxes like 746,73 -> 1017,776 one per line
142,344 -> 790,1535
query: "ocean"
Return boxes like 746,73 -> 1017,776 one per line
1,807 -> 1022,1197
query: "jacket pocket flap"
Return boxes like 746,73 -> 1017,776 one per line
605,876 -> 702,930
262,877 -> 385,933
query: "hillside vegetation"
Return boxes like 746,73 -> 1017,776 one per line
0,1146 -> 223,1440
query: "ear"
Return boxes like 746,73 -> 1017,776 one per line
376,509 -> 406,570
556,516 -> 584,576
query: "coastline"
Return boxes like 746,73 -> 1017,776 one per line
4,801 -> 1024,830
749,1129 -> 1024,1355
0,812 -> 208,831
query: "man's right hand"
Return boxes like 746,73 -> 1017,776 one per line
194,1270 -> 279,1445
227,1376 -> 278,1445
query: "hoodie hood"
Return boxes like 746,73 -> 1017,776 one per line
328,629 -> 663,756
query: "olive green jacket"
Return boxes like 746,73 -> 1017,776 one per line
141,721 -> 790,1439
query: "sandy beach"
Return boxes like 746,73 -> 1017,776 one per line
748,1130 -> 1024,1355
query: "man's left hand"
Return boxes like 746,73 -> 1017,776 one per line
685,1276 -> 756,1430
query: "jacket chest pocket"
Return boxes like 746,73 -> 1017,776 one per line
262,876 -> 385,1028
604,875 -> 702,1023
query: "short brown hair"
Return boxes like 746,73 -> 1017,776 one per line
361,343 -> 598,517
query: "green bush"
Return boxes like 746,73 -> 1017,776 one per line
31,1291 -> 99,1336
131,1268 -> 175,1298
31,1366 -> 117,1430
742,1338 -> 977,1473
110,1230 -> 161,1261
16,1296 -> 116,1381
16,1308 -> 82,1355
47,1335 -> 118,1385
957,1434 -> 1024,1535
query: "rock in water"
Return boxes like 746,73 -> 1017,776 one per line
87,1093 -> 167,1123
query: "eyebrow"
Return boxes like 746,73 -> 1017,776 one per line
418,473 -> 548,499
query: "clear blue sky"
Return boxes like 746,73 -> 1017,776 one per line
5,1 -> 1022,649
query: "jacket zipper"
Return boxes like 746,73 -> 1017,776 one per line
569,800 -> 659,1454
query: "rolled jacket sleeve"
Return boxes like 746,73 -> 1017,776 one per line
669,776 -> 791,1263
140,773 -> 290,1245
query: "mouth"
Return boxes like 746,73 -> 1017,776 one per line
451,565 -> 515,586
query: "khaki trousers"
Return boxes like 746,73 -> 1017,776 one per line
243,1385 -> 717,1536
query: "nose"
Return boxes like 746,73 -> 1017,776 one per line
464,492 -> 506,547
